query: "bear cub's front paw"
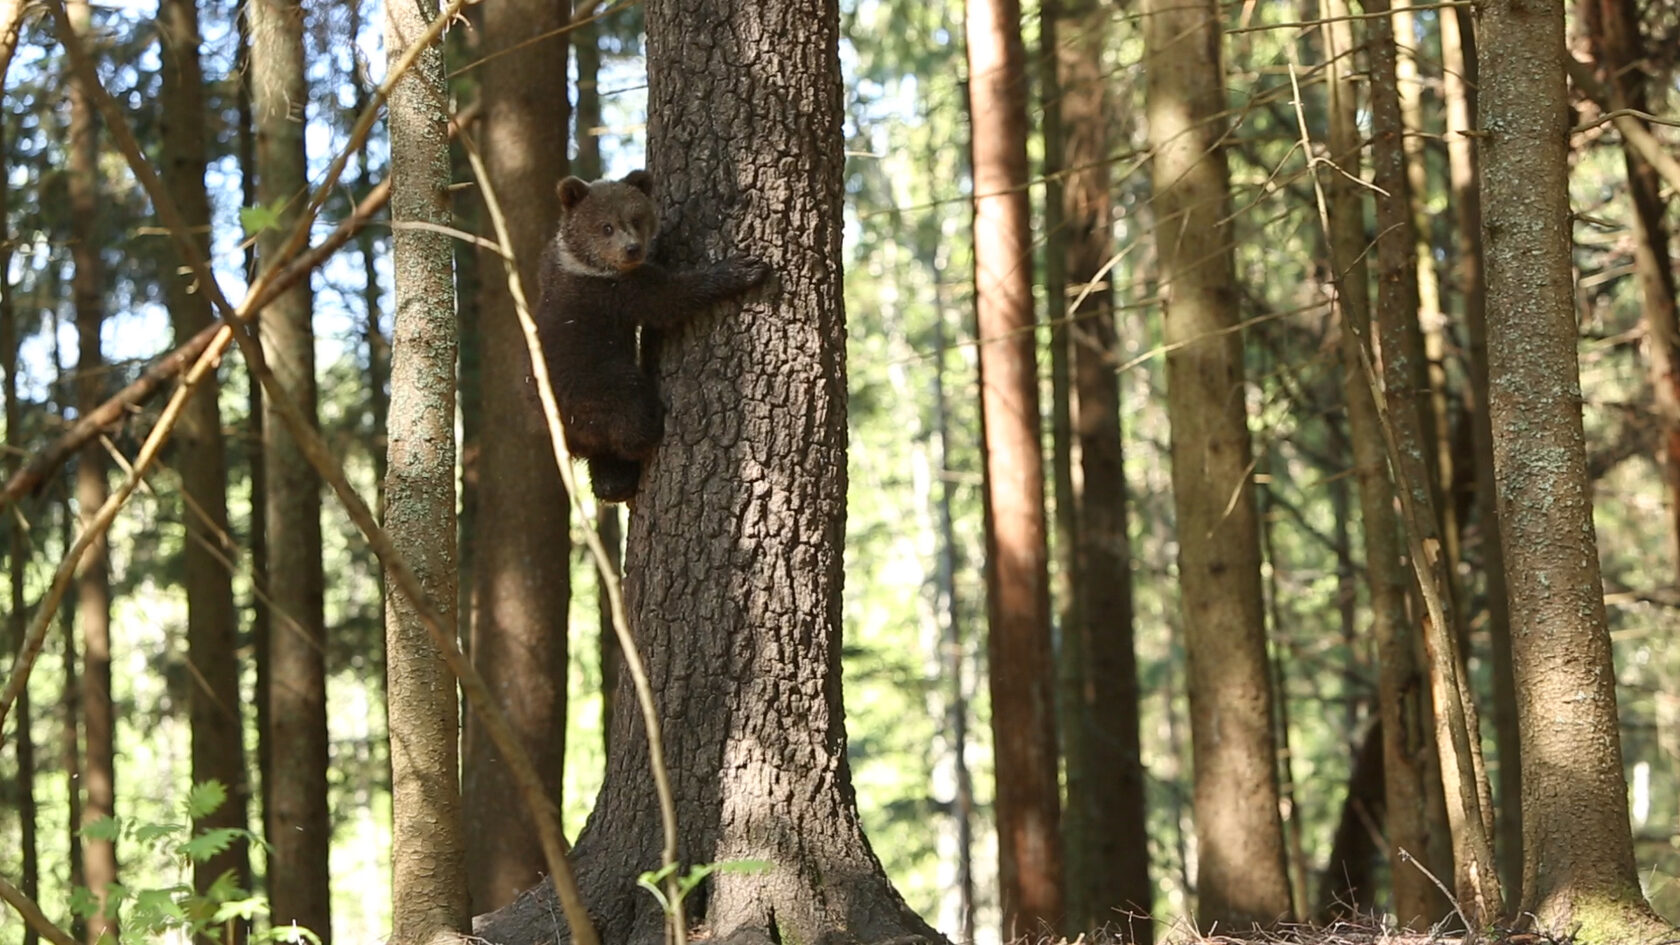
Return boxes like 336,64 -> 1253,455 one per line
728,257 -> 773,290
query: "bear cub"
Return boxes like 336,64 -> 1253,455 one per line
534,170 -> 769,503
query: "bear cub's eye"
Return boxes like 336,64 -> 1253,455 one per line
602,223 -> 615,237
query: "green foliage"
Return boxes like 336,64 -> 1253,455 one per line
636,859 -> 774,916
238,198 -> 288,237
66,781 -> 316,945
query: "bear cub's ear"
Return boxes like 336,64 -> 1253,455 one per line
557,176 -> 592,210
622,170 -> 654,196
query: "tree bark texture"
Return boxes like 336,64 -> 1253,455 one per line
473,3 -> 942,944
1142,0 -> 1291,927
1479,0 -> 1667,938
250,0 -> 330,937
1320,0 -> 1445,926
1046,0 -> 1149,938
967,0 -> 1064,934
384,0 -> 470,939
68,1 -> 119,937
463,0 -> 572,914
158,0 -> 253,926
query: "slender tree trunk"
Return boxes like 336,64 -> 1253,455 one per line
474,4 -> 942,943
1440,6 -> 1522,905
1046,1 -> 1149,937
384,0 -> 469,936
931,278 -> 976,945
1480,2 -> 1667,939
2,107 -> 41,945
1320,0 -> 1445,926
158,0 -> 252,930
966,0 -> 1063,933
1578,0 -> 1680,583
462,0 -> 572,913
67,2 -> 118,937
1368,0 -> 1502,922
1143,0 -> 1290,926
234,0 -> 272,863
249,0 -> 330,936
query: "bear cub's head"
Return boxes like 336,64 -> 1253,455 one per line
553,170 -> 660,277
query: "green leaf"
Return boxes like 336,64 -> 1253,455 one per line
81,816 -> 121,842
135,821 -> 184,847
68,886 -> 100,919
203,868 -> 248,905
211,893 -> 271,924
186,780 -> 229,820
239,200 -> 286,236
182,828 -> 245,863
132,887 -> 188,929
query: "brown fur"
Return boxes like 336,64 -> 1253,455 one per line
534,171 -> 770,502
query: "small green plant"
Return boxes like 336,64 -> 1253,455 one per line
70,780 -> 318,945
636,858 -> 773,918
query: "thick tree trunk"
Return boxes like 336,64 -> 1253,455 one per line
463,0 -> 572,914
157,0 -> 253,928
473,3 -> 941,944
384,0 -> 469,937
966,0 -> 1063,934
1142,0 -> 1291,927
1479,2 -> 1669,939
1045,0 -> 1149,938
1320,0 -> 1446,926
249,0 -> 330,937
67,2 -> 119,937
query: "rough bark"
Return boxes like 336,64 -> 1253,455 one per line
249,0 -> 330,936
67,1 -> 119,937
1320,0 -> 1445,926
157,0 -> 253,927
1046,0 -> 1149,938
472,3 -> 942,944
1479,0 -> 1670,939
463,0 -> 572,914
967,0 -> 1063,933
384,0 -> 469,937
1143,0 -> 1291,927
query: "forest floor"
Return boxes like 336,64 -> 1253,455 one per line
1076,918 -> 1584,945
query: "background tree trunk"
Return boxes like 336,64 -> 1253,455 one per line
384,0 -> 468,936
1578,0 -> 1680,584
473,3 -> 943,943
1142,0 -> 1291,926
249,0 -> 330,936
1046,0 -> 1149,937
1479,0 -> 1667,938
157,0 -> 252,926
1320,0 -> 1446,925
966,0 -> 1063,933
2,86 -> 41,945
463,0 -> 572,914
1440,6 -> 1523,906
67,1 -> 119,937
